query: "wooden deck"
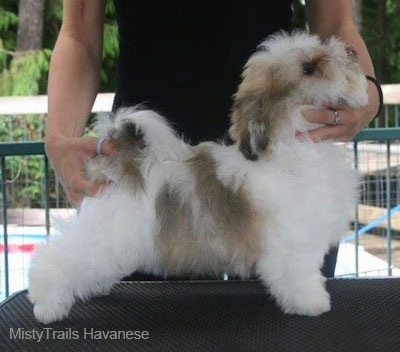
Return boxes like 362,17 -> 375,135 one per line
348,233 -> 400,270
346,204 -> 400,271
357,204 -> 400,232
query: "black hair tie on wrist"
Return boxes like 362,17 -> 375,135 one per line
365,75 -> 384,119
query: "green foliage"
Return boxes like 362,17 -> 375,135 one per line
4,155 -> 47,208
291,0 -> 307,30
0,113 -> 47,208
0,49 -> 51,95
0,7 -> 18,32
382,1 -> 400,83
0,4 -> 18,73
0,0 -> 51,96
361,0 -> 400,84
0,0 -> 119,96
0,114 -> 45,142
101,1 -> 119,91
43,0 -> 63,50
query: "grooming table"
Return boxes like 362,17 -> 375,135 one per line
0,279 -> 399,351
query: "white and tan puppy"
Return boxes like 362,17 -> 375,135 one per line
29,31 -> 367,324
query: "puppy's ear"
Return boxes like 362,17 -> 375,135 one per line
230,94 -> 269,161
230,52 -> 293,160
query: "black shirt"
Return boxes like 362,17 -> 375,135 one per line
113,1 -> 293,144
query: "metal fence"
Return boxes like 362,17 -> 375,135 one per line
337,129 -> 400,278
0,94 -> 113,299
0,90 -> 400,300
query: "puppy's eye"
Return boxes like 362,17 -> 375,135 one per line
303,62 -> 316,75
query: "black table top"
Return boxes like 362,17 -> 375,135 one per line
1,278 -> 399,351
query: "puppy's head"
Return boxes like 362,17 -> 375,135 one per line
230,31 -> 368,160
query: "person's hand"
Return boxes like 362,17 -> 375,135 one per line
45,135 -> 115,207
298,105 -> 368,142
298,81 -> 380,142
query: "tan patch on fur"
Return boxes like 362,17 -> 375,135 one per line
155,184 -> 200,276
156,148 -> 260,277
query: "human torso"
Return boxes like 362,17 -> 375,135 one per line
113,0 -> 293,143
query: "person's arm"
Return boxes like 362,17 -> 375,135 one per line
46,0 -> 112,206
301,0 -> 380,142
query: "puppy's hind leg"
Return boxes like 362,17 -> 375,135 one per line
28,237 -> 118,324
29,233 -> 146,324
29,196 -> 155,324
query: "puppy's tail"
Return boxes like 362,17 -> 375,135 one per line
89,106 -> 191,189
114,107 -> 192,161
86,108 -> 148,189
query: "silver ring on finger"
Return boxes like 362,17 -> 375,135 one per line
331,110 -> 341,126
96,138 -> 107,156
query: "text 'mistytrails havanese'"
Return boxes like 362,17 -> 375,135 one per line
29,31 -> 368,324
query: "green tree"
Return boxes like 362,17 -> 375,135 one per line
0,0 -> 50,95
0,0 -> 119,96
362,0 -> 400,84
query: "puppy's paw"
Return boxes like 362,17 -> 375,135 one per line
29,280 -> 75,324
268,273 -> 332,316
282,287 -> 331,316
33,302 -> 71,325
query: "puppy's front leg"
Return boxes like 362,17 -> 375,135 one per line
256,234 -> 331,316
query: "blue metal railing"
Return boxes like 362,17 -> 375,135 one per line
0,142 -> 49,298
351,127 -> 400,276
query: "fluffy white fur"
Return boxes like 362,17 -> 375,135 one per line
29,31 -> 367,324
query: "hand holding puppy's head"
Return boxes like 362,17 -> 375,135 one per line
230,31 -> 368,160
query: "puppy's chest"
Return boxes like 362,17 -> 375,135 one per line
249,145 -> 354,201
